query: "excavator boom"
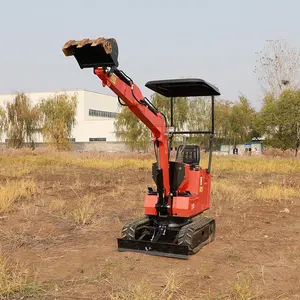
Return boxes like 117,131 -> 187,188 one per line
62,37 -> 171,213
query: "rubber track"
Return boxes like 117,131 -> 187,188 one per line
121,217 -> 150,240
177,215 -> 215,254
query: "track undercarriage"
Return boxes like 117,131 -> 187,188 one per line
118,215 -> 216,259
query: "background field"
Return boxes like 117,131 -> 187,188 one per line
0,149 -> 299,300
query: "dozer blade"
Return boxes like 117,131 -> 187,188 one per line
117,238 -> 189,260
62,37 -> 119,69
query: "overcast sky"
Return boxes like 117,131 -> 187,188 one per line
1,0 -> 299,110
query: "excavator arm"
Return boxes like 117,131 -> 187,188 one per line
62,37 -> 171,216
94,67 -> 171,214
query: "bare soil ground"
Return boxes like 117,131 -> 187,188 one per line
0,150 -> 300,299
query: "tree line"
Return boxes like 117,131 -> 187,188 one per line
114,94 -> 257,151
0,93 -> 77,150
114,39 -> 300,156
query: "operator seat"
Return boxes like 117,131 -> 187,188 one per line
176,145 -> 200,169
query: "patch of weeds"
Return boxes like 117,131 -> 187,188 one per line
256,184 -> 297,202
0,180 -> 38,214
0,254 -> 44,298
69,195 -> 97,226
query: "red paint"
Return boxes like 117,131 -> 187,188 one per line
94,68 -> 170,197
94,68 -> 211,219
144,168 -> 211,218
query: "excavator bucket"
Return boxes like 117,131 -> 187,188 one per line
62,37 -> 119,69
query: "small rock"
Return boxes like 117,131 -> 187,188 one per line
264,235 -> 269,238
204,275 -> 212,280
280,208 -> 290,214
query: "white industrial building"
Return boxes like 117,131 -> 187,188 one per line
0,89 -> 120,143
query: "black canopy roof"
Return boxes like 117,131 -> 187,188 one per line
145,78 -> 220,97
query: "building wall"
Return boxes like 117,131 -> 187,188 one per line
0,90 -> 120,143
80,90 -> 119,142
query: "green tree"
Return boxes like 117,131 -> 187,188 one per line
152,93 -> 189,147
186,97 -> 211,147
113,93 -> 259,151
114,93 -> 189,151
229,96 -> 256,145
151,93 -> 189,131
39,93 -> 77,150
114,106 -> 151,151
258,89 -> 300,155
4,93 -> 41,148
214,99 -> 233,145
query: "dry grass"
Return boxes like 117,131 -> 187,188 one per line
109,270 -> 185,300
0,150 -> 153,180
0,254 -> 41,298
1,148 -> 299,176
225,278 -> 257,300
203,278 -> 257,300
48,198 -> 66,212
211,180 -> 251,206
110,274 -> 257,300
211,156 -> 300,174
72,158 -> 152,169
160,270 -> 185,299
256,184 -> 297,202
0,225 -> 57,249
0,179 -> 37,214
0,228 -> 31,248
69,195 -> 97,225
110,282 -> 154,300
0,149 -> 299,299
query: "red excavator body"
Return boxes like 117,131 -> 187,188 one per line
145,168 -> 211,217
62,37 -> 220,259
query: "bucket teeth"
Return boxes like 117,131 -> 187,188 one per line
76,38 -> 91,48
62,37 -> 114,57
62,40 -> 76,56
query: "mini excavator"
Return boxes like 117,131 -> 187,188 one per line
62,37 -> 220,259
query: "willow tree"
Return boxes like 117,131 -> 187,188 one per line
5,93 -> 41,148
39,93 -> 77,150
114,93 -> 189,151
114,105 -> 151,151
